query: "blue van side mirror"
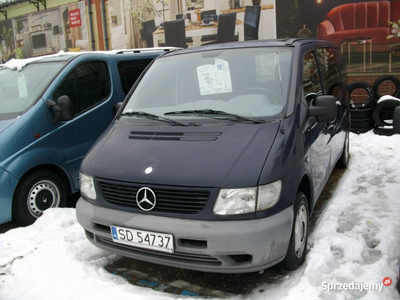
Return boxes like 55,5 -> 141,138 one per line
309,95 -> 337,123
46,96 -> 74,123
113,102 -> 123,117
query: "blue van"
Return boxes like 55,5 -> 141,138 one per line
76,39 -> 350,273
0,48 -> 174,226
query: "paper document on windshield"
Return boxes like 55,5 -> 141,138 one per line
197,58 -> 232,96
18,75 -> 28,98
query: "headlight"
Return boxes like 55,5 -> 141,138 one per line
213,180 -> 282,215
257,180 -> 281,211
213,188 -> 256,215
80,173 -> 97,200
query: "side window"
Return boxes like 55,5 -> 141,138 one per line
302,50 -> 322,106
53,61 -> 111,117
118,59 -> 153,95
317,47 -> 342,101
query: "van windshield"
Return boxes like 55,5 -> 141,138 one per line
123,47 -> 292,123
0,62 -> 66,120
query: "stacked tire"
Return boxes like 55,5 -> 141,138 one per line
349,81 -> 376,134
372,75 -> 400,128
349,76 -> 400,134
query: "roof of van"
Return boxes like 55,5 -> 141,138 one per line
1,47 -> 179,71
160,38 -> 338,57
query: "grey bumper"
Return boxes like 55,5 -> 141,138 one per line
76,198 -> 294,273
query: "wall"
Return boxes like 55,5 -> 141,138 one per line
0,0 -> 80,21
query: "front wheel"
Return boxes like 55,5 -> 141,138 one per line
336,130 -> 350,168
279,192 -> 309,270
13,170 -> 67,226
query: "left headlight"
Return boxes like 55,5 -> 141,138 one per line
79,172 -> 97,200
213,180 -> 282,215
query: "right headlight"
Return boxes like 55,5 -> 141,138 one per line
213,180 -> 282,215
79,172 -> 97,201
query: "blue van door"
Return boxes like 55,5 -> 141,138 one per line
49,60 -> 117,191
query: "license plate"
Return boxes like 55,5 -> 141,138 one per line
110,226 -> 174,253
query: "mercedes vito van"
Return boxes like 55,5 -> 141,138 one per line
0,48 -> 174,226
76,39 -> 350,273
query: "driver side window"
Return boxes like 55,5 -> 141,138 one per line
302,50 -> 322,106
53,61 -> 111,117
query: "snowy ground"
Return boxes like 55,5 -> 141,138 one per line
1,131 -> 400,300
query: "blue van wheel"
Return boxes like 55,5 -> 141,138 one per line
13,170 -> 67,226
279,192 -> 309,270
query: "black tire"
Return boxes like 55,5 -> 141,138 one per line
13,170 -> 67,226
350,118 -> 375,133
349,107 -> 373,119
336,130 -> 350,168
373,127 -> 396,136
373,99 -> 400,127
372,75 -> 400,99
348,81 -> 375,108
279,192 -> 309,271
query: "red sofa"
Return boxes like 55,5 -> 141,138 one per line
317,0 -> 400,46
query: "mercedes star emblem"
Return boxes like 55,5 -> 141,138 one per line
136,187 -> 156,211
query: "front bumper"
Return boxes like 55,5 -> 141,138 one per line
76,198 -> 294,273
0,167 -> 18,224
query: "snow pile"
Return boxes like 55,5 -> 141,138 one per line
0,131 -> 400,300
0,209 -> 175,300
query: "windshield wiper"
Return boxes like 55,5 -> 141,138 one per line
120,110 -> 190,126
164,109 -> 266,124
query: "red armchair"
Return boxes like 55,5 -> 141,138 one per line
317,1 -> 400,46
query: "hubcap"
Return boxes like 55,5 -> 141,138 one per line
28,180 -> 60,218
294,204 -> 308,258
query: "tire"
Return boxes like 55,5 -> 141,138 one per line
349,107 -> 373,119
279,192 -> 309,271
372,75 -> 400,99
350,117 -> 375,133
336,130 -> 350,168
13,170 -> 67,226
373,99 -> 400,127
348,81 -> 375,108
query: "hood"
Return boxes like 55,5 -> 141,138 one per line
82,122 -> 281,188
0,119 -> 15,134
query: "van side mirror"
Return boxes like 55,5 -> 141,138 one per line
309,95 -> 336,123
393,106 -> 400,134
113,102 -> 123,117
46,95 -> 74,123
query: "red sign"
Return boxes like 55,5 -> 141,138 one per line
69,9 -> 82,28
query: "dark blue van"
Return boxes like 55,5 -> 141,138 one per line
76,39 -> 350,273
0,48 -> 174,226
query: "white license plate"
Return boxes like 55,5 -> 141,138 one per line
110,226 -> 174,253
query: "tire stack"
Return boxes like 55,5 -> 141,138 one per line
349,82 -> 375,134
349,76 -> 400,134
372,75 -> 400,128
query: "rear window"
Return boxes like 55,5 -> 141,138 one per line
118,59 -> 153,94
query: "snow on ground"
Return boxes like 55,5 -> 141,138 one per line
1,131 -> 400,300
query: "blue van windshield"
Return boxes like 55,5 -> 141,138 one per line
0,62 -> 66,120
123,47 -> 292,122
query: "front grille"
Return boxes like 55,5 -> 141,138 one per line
98,180 -> 209,214
96,236 -> 221,266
